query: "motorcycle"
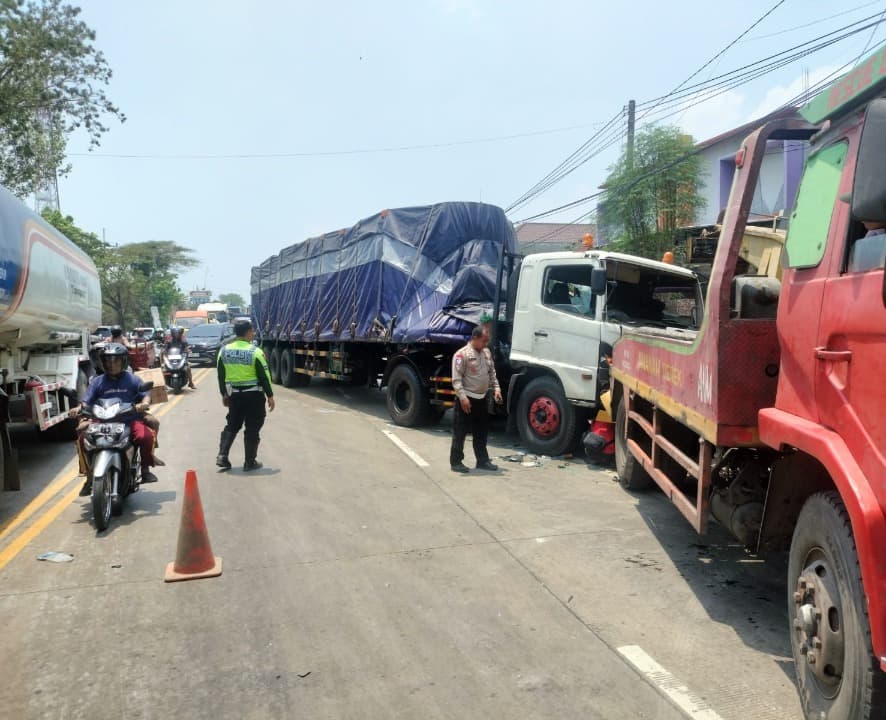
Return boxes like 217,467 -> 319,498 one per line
162,348 -> 188,394
81,384 -> 152,531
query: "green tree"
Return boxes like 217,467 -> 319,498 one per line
217,292 -> 245,308
40,207 -> 107,260
41,210 -> 196,327
603,126 -> 705,259
102,241 -> 197,326
0,0 -> 124,197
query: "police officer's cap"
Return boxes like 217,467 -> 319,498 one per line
234,319 -> 253,337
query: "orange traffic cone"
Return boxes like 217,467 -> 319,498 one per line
164,470 -> 223,582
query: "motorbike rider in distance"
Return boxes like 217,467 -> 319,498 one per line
109,325 -> 131,349
70,344 -> 161,496
163,327 -> 196,389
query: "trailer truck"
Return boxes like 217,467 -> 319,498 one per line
0,186 -> 101,490
251,202 -> 701,456
609,45 -> 886,718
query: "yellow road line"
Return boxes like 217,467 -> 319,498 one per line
0,366 -> 214,574
0,484 -> 82,572
0,460 -> 79,540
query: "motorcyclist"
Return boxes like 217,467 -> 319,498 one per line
110,325 -> 131,349
70,344 -> 161,496
162,327 -> 196,389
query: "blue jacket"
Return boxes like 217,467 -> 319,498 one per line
82,371 -> 147,409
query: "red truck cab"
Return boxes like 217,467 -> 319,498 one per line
610,46 -> 886,719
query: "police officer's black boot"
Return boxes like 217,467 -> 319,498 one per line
216,431 -> 235,470
243,438 -> 262,471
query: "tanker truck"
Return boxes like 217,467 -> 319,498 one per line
0,186 -> 101,490
251,202 -> 702,456
609,45 -> 886,718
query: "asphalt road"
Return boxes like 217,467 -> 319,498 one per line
0,370 -> 803,719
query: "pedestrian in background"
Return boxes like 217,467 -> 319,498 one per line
450,326 -> 502,473
216,319 -> 275,471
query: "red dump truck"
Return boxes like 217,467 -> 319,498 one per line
610,47 -> 886,718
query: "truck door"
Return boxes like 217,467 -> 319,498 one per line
530,261 -> 600,402
815,114 -> 886,487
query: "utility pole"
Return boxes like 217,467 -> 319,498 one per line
626,99 -> 636,171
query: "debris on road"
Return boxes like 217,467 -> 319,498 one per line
497,452 -> 551,468
36,551 -> 74,563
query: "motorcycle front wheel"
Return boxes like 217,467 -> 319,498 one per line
91,470 -> 113,531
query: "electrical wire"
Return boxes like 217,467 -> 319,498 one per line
854,6 -> 886,63
637,13 -> 885,112
636,0 -> 787,123
508,9 -> 883,220
505,127 -> 627,216
67,121 -> 610,160
505,110 -> 625,214
738,1 -> 884,42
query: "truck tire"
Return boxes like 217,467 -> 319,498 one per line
279,348 -> 296,388
516,376 -> 576,456
788,491 -> 886,720
614,397 -> 653,491
386,364 -> 430,427
268,347 -> 281,384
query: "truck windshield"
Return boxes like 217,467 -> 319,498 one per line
606,270 -> 700,329
176,317 -> 205,330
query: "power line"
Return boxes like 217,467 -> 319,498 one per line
67,122 -> 608,160
506,6 -> 878,220
505,126 -> 627,216
505,110 -> 625,214
519,29 -> 878,231
854,6 -> 886,62
738,0 -> 884,42
508,1 -> 792,217
637,12 -> 885,112
636,0 -> 787,123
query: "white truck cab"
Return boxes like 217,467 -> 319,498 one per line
507,250 -> 701,455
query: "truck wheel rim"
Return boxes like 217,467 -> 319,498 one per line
528,396 -> 559,436
793,550 -> 845,697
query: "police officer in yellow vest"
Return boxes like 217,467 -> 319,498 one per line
216,319 -> 275,471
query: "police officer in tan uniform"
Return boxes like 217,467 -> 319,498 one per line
450,326 -> 502,473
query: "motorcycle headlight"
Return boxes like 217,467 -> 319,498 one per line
93,405 -> 117,420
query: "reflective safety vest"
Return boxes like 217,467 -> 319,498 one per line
218,339 -> 269,389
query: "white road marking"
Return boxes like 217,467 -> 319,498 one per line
617,645 -> 725,720
382,429 -> 429,468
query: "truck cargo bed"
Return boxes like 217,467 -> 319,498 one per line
251,202 -> 516,345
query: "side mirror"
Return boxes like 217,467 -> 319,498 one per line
591,267 -> 607,295
853,98 -> 886,223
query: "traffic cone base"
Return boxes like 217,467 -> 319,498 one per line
164,469 -> 223,583
164,556 -> 222,583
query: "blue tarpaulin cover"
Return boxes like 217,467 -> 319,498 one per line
251,202 -> 516,344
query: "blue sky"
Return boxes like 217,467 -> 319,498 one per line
57,0 -> 885,303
